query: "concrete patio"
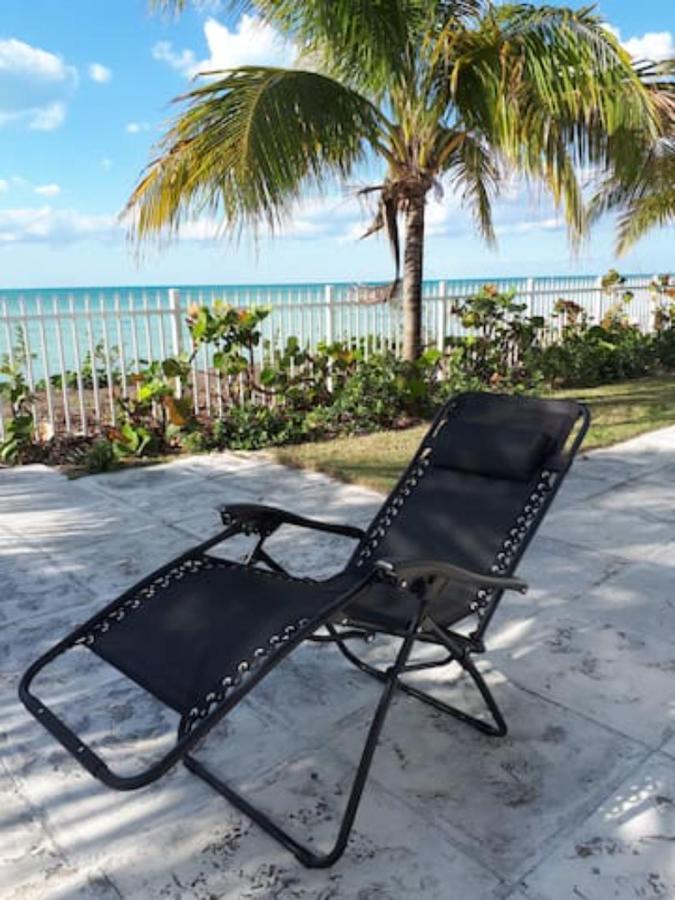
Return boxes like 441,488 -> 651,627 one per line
1,427 -> 675,899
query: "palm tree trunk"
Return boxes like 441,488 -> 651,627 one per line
402,195 -> 425,361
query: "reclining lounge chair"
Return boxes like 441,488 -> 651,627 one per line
20,391 -> 589,868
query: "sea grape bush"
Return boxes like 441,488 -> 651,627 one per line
0,357 -> 35,463
0,330 -> 39,464
449,285 -> 545,386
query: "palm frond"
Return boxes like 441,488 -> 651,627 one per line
432,4 -> 656,245
616,188 -> 675,254
590,139 -> 675,252
587,57 -> 674,253
238,0 -> 426,96
125,67 -> 384,241
444,134 -> 500,244
358,183 -> 402,296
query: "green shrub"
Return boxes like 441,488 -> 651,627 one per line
211,405 -> 305,450
536,320 -> 655,387
82,439 -> 117,474
0,359 -> 35,464
449,284 -> 545,388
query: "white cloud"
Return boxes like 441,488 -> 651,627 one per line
0,179 -> 8,193
2,176 -> 62,196
34,183 -> 61,197
271,194 -> 367,242
0,206 -> 119,245
29,101 -> 67,131
495,217 -> 564,237
0,38 -> 70,80
178,218 -> 222,241
623,31 -> 675,62
125,121 -> 150,134
152,14 -> 294,79
152,41 -> 197,77
88,62 -> 112,83
607,26 -> 675,62
124,193 -> 362,245
199,15 -> 294,73
165,195 -> 358,242
339,183 -> 569,245
0,38 -> 77,131
424,193 -> 465,237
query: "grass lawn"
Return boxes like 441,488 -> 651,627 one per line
273,376 -> 675,494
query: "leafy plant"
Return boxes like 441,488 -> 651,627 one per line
0,359 -> 35,464
187,301 -> 270,403
108,358 -> 194,458
37,342 -> 125,392
646,282 -> 675,370
0,330 -> 37,464
211,404 -> 305,451
449,285 -> 545,386
538,311 -> 654,387
81,439 -> 117,474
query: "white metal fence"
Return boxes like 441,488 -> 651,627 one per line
0,274 -> 665,438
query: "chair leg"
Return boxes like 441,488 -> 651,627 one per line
181,613 -> 422,868
328,626 -> 507,738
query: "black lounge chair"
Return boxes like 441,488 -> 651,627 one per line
20,391 -> 589,868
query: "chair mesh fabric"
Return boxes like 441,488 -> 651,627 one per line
342,392 -> 581,628
91,561 -> 343,715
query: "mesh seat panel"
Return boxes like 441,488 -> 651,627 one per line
91,558 -> 346,714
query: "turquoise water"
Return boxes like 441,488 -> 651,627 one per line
0,278 -> 503,381
0,274 -> 644,381
0,277 -> 515,311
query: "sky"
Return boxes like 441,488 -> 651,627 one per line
0,0 -> 673,289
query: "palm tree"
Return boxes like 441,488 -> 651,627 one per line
130,0 -> 656,360
590,59 -> 675,255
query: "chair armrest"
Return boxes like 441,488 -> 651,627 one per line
375,558 -> 528,594
219,503 -> 366,541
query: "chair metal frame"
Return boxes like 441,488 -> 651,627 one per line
19,394 -> 590,868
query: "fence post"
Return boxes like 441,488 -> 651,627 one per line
649,273 -> 660,332
436,280 -> 447,352
594,275 -> 603,324
324,284 -> 334,345
524,277 -> 535,318
168,288 -> 183,397
325,284 -> 334,392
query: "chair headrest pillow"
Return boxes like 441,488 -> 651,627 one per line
432,419 -> 552,482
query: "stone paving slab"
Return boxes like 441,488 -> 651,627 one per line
489,612 -> 675,749
566,558 -> 675,641
661,733 -> 675,761
519,752 -> 675,900
329,666 -> 648,877
539,505 -> 675,566
1,426 -> 675,898
103,750 -> 501,900
0,547 -> 96,630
